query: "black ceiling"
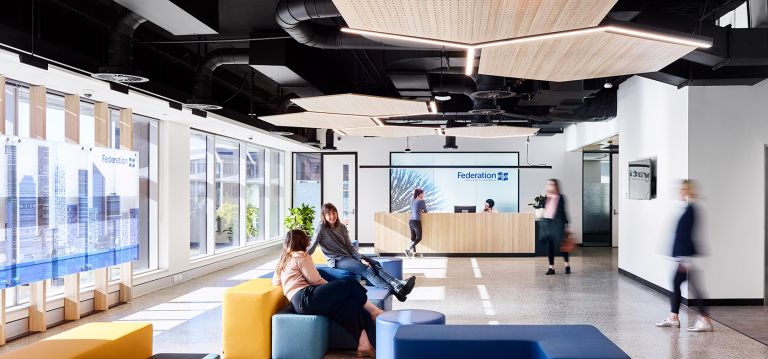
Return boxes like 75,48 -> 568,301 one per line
0,0 -> 763,140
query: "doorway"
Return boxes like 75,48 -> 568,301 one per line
322,153 -> 358,242
582,152 -> 613,247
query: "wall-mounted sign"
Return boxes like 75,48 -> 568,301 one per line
0,137 -> 139,288
628,159 -> 654,200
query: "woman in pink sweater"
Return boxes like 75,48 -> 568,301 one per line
273,229 -> 382,357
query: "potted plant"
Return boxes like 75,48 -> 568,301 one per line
284,203 -> 316,237
528,195 -> 546,219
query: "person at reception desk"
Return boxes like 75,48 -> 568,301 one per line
542,179 -> 571,275
309,203 -> 416,302
406,188 -> 428,258
484,199 -> 499,213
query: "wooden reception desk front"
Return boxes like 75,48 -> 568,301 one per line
374,212 -> 535,255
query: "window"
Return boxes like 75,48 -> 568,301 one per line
17,86 -> 30,137
214,138 -> 240,251
110,108 -> 121,149
45,93 -> 66,143
717,1 -> 749,28
189,133 -> 208,256
245,146 -> 265,243
269,150 -> 285,239
132,115 -> 159,272
5,83 -> 16,136
293,153 -> 321,211
80,101 -> 95,147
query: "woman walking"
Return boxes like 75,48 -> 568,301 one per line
406,188 -> 427,257
273,229 -> 381,357
309,203 -> 416,302
655,180 -> 713,332
542,179 -> 571,275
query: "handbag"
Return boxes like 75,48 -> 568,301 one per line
560,231 -> 576,253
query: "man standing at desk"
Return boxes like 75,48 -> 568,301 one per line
483,199 -> 499,213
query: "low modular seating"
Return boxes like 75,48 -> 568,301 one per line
0,321 -> 152,359
222,278 -> 287,359
376,309 -> 446,359
272,286 -> 393,359
393,325 -> 630,359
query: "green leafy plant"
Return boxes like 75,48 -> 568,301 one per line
216,200 -> 237,232
284,203 -> 316,237
246,204 -> 260,239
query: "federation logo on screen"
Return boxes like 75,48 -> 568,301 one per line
102,154 -> 136,168
457,171 -> 509,182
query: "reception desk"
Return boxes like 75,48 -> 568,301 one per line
374,212 -> 535,256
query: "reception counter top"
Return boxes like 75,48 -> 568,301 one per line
374,212 -> 535,256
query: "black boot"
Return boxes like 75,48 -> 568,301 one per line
388,276 -> 416,302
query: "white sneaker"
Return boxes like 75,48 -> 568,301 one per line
655,318 -> 680,328
687,320 -> 714,332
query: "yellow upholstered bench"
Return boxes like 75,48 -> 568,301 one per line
223,278 -> 288,359
311,249 -> 328,265
0,321 -> 152,359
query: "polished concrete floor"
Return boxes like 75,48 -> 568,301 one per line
0,248 -> 766,358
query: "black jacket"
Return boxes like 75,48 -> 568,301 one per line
543,194 -> 569,224
672,203 -> 696,257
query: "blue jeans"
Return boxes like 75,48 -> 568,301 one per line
335,256 -> 399,291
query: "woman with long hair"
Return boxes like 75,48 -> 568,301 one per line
542,179 -> 571,275
406,188 -> 427,257
309,203 -> 416,302
655,180 -> 713,332
273,229 -> 381,357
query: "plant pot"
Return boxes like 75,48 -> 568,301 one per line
534,208 -> 545,219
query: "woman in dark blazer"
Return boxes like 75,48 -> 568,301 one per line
542,179 -> 570,275
655,180 -> 713,332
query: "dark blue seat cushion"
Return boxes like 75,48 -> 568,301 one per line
393,325 -> 629,359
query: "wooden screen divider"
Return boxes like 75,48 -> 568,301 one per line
118,108 -> 133,303
28,86 -> 47,332
63,94 -> 81,321
93,102 -> 110,312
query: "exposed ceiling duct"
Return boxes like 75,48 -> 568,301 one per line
274,0 -> 427,50
91,12 -> 149,83
185,48 -> 250,110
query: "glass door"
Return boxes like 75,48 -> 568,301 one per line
582,152 -> 612,247
322,153 -> 357,242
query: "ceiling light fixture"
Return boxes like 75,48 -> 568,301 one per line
373,117 -> 385,126
429,100 -> 438,114
603,82 -> 614,89
435,92 -> 452,101
605,24 -> 712,48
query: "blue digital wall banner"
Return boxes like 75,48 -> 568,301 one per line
390,152 -> 519,213
0,138 -> 139,288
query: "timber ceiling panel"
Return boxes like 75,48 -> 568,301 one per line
332,0 -> 617,44
342,126 -> 440,137
258,112 -> 376,129
444,126 -> 539,138
291,94 -> 430,117
478,30 -> 697,82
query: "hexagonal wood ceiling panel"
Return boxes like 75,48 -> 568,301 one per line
332,0 -> 617,44
342,126 -> 440,137
478,29 -> 698,82
258,112 -> 377,129
291,94 -> 430,117
444,126 -> 539,138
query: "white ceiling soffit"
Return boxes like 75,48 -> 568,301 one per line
478,28 -> 698,82
333,0 -> 617,44
114,0 -> 218,35
444,126 -> 539,138
291,94 -> 430,117
341,126 -> 440,137
258,112 -> 377,129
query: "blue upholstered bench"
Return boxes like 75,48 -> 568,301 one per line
393,325 -> 630,359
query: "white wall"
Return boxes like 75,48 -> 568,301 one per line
687,81 -> 768,299
565,118 -> 619,152
335,134 -> 582,245
617,77 -> 690,292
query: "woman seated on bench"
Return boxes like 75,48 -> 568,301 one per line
273,229 -> 381,357
309,203 -> 416,302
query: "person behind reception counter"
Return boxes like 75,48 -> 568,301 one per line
484,199 -> 499,213
406,188 -> 428,258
